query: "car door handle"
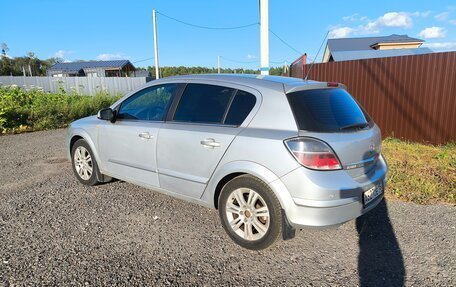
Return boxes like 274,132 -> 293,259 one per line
138,132 -> 153,140
200,138 -> 221,148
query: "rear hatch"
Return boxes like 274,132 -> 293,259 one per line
286,87 -> 382,178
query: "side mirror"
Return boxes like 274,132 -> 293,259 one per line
97,108 -> 116,122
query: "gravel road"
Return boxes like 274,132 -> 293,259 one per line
0,129 -> 455,286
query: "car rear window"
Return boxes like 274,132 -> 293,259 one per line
286,88 -> 369,132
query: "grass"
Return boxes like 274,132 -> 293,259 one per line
0,86 -> 121,134
382,138 -> 456,205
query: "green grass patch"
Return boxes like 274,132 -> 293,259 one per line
0,86 -> 121,133
383,138 -> 456,205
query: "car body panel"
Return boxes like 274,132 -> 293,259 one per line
157,123 -> 239,198
98,120 -> 162,187
66,74 -> 388,230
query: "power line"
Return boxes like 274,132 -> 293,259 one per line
132,57 -> 155,64
268,29 -> 303,56
221,56 -> 259,64
157,11 -> 259,30
221,56 -> 288,65
153,11 -> 298,67
270,60 -> 289,64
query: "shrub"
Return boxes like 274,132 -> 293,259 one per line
0,86 -> 121,133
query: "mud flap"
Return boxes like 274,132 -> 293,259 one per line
282,209 -> 296,240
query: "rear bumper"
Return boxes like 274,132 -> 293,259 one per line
276,155 -> 388,229
286,184 -> 384,229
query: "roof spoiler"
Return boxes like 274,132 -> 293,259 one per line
285,82 -> 347,94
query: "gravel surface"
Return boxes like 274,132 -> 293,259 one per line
0,129 -> 455,286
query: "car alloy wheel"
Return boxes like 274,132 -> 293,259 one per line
73,146 -> 93,181
225,187 -> 270,241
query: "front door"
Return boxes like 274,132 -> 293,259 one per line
99,83 -> 179,187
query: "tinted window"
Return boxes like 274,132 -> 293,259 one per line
287,88 -> 368,132
118,84 -> 177,121
174,84 -> 234,124
225,90 -> 256,125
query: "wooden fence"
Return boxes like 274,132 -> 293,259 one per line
292,52 -> 456,144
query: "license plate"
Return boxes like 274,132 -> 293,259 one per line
363,182 -> 383,205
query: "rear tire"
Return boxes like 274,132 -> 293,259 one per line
71,139 -> 100,186
218,175 -> 283,250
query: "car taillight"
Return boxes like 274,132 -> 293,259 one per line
284,137 -> 342,170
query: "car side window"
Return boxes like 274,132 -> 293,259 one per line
173,84 -> 235,124
224,90 -> 257,126
117,84 -> 178,121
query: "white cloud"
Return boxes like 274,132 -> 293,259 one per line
330,12 -> 415,38
412,11 -> 431,18
96,53 -> 128,61
246,54 -> 257,59
449,19 -> 456,25
375,12 -> 413,28
343,13 -> 359,22
328,27 -> 356,38
423,42 -> 456,51
53,50 -> 73,60
418,27 -> 446,39
434,12 -> 450,21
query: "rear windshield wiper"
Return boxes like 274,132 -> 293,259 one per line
340,122 -> 369,131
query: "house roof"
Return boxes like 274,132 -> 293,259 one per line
327,34 -> 424,52
331,47 -> 433,62
48,60 -> 133,73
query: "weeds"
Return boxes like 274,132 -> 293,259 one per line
382,138 -> 456,205
0,86 -> 121,133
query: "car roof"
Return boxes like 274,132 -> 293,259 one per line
151,74 -> 327,93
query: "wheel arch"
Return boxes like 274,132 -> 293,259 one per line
67,128 -> 103,172
201,161 -> 294,211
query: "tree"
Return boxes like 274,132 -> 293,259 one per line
1,42 -> 9,57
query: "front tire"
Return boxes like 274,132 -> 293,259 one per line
218,175 -> 283,250
71,139 -> 100,186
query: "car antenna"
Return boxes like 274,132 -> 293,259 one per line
304,30 -> 329,81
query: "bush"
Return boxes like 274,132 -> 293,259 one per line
0,86 -> 121,133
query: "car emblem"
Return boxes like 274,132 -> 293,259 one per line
369,143 -> 375,154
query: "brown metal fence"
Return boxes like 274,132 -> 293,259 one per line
293,52 -> 456,144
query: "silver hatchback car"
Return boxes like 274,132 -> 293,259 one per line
67,74 -> 387,249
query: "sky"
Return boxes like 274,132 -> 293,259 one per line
1,0 -> 456,69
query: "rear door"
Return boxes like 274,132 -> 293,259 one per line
287,88 -> 382,177
156,82 -> 258,198
98,83 -> 179,186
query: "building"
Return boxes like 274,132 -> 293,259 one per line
47,60 -> 136,77
322,34 -> 432,62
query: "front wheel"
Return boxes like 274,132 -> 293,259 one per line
218,175 -> 283,250
71,139 -> 100,186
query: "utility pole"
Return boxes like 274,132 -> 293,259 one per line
259,0 -> 269,75
283,61 -> 288,76
217,56 -> 221,74
152,9 -> 160,79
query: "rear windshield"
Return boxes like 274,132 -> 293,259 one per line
286,88 -> 369,132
